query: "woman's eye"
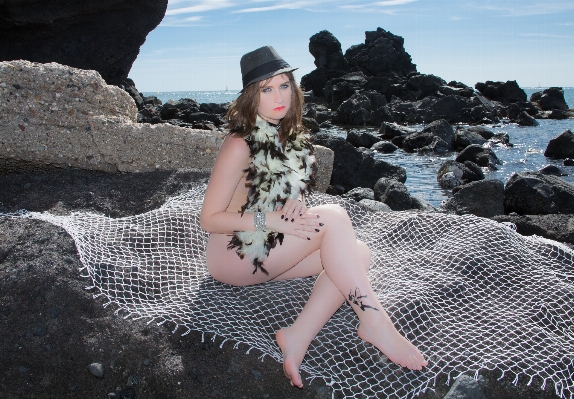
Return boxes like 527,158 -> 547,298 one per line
262,87 -> 271,93
280,83 -> 290,89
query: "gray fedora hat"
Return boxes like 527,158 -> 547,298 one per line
240,45 -> 297,89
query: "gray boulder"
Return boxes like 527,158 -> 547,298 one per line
544,129 -> 574,159
442,179 -> 504,218
358,199 -> 392,213
342,187 -> 375,202
410,196 -> 437,212
504,172 -> 574,215
454,127 -> 488,150
402,132 -> 449,153
373,178 -> 412,211
443,374 -> 485,399
422,119 -> 456,149
492,214 -> 574,246
404,73 -> 446,100
378,121 -> 416,139
336,90 -> 391,126
456,145 -> 501,169
324,71 -> 368,108
475,80 -> 527,104
346,130 -> 382,148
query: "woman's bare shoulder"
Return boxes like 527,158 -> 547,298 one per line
220,133 -> 250,157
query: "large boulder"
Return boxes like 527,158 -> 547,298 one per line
0,0 -> 168,85
0,61 -> 221,173
313,133 -> 406,192
404,73 -> 446,100
437,160 -> 484,189
442,179 -> 505,218
379,121 -> 416,139
454,127 -> 488,150
345,27 -> 417,78
504,172 -> 574,215
373,178 -> 412,211
544,130 -> 574,159
402,119 -> 455,153
474,80 -> 527,104
335,90 -> 391,126
492,214 -> 574,246
324,72 -> 368,108
346,130 -> 382,148
456,145 -> 501,169
300,30 -> 348,96
530,87 -> 569,111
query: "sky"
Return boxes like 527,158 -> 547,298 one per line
129,0 -> 574,92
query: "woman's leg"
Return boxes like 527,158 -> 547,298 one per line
273,243 -> 371,388
263,204 -> 427,375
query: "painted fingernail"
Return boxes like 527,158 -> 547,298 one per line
281,215 -> 284,219
317,215 -> 320,218
315,229 -> 320,232
299,213 -> 302,216
307,237 -> 310,240
291,218 -> 294,222
285,218 -> 289,222
319,223 -> 324,226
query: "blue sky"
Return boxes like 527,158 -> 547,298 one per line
129,0 -> 574,92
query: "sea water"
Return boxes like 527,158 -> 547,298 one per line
143,88 -> 574,207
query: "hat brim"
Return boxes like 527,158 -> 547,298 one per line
240,67 -> 298,93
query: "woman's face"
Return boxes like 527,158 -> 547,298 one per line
257,73 -> 292,124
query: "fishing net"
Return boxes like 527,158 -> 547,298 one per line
10,183 -> 574,399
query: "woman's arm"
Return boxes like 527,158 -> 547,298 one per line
200,135 -> 256,234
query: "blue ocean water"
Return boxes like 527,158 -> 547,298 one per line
144,88 -> 574,207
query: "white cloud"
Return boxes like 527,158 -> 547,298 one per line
449,16 -> 467,21
233,1 -> 320,13
477,1 -> 574,16
372,0 -> 418,5
338,0 -> 417,12
166,0 -> 235,16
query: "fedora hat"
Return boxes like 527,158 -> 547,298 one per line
240,46 -> 297,89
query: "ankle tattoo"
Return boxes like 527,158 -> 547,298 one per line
348,288 -> 379,311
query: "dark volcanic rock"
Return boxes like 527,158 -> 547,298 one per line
544,129 -> 574,159
437,160 -> 484,189
313,133 -> 406,192
402,119 -> 455,153
371,141 -> 398,153
324,72 -> 368,108
475,80 -> 527,104
345,27 -> 417,78
456,145 -> 501,169
504,172 -> 574,215
405,74 -> 446,100
373,178 -> 412,211
454,127 -> 488,150
379,121 -> 416,139
341,187 -> 375,202
336,90 -> 391,126
492,214 -> 574,246
442,179 -> 505,218
0,0 -> 168,85
530,87 -> 569,111
346,130 -> 382,148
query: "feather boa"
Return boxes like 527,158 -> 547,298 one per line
227,116 -> 316,275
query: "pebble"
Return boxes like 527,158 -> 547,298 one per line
87,362 -> 104,378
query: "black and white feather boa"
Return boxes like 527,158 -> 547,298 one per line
227,116 -> 316,275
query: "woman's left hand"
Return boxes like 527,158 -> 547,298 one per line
277,198 -> 307,222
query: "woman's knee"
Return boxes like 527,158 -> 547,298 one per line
314,204 -> 352,226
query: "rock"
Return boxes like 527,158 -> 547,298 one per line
0,61 -> 225,174
538,165 -> 566,176
442,179 -> 504,218
371,141 -> 398,153
515,110 -> 539,126
313,133 -> 406,192
504,172 -> 574,215
107,387 -> 136,399
437,160 -> 484,189
456,145 -> 501,169
530,87 -> 569,111
379,122 -> 416,139
454,127 -> 488,151
475,80 -> 527,104
120,78 -> 145,110
565,158 -> 574,166
464,126 -> 495,140
492,214 -> 574,246
344,27 -> 417,78
547,109 -> 569,120
373,178 -> 412,211
0,0 -> 168,85
410,196 -> 436,212
346,131 -> 381,148
358,199 -> 392,212
443,374 -> 485,399
544,129 -> 574,159
421,119 -> 455,149
324,72 -> 368,108
439,83 -> 474,98
302,117 -> 320,133
199,103 -> 228,115
87,362 -> 104,379
404,73 -> 446,100
341,187 -> 375,202
336,90 -> 390,126
402,132 -> 449,153
300,30 -> 348,96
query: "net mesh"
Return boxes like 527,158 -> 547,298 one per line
12,184 -> 574,399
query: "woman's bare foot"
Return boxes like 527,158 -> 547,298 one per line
357,315 -> 428,370
276,327 -> 310,388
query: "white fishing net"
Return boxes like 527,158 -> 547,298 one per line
11,184 -> 574,399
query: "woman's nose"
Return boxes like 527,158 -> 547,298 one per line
274,89 -> 283,103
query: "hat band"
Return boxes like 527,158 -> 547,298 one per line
242,59 -> 291,88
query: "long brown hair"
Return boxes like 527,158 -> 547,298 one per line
226,72 -> 305,143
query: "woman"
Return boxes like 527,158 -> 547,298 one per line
200,46 -> 427,389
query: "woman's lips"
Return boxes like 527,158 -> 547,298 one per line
273,106 -> 286,111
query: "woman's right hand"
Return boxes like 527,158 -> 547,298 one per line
265,211 -> 323,241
